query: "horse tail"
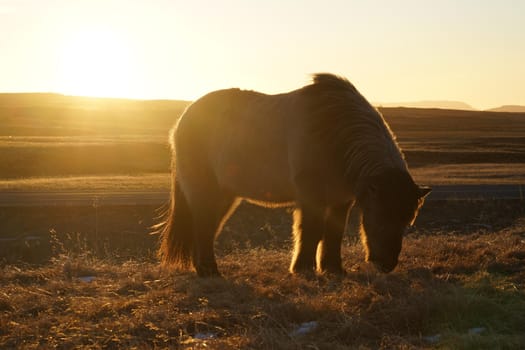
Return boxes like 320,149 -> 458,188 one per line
156,127 -> 194,269
158,177 -> 194,268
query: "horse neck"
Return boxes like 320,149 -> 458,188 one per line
343,120 -> 408,186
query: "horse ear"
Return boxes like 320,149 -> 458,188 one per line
418,186 -> 432,199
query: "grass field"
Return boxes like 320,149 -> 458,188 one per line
1,94 -> 525,183
1,223 -> 525,349
1,94 -> 525,348
1,164 -> 523,194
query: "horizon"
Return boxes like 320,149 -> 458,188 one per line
1,1 -> 524,110
2,91 -> 523,111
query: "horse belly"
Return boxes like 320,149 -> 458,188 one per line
217,155 -> 295,204
240,177 -> 295,205
213,130 -> 295,204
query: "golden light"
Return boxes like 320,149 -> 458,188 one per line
57,28 -> 137,98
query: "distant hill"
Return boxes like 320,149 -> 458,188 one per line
487,105 -> 525,113
376,100 -> 474,110
0,92 -> 190,111
0,93 -> 192,136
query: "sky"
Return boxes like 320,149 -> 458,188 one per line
0,0 -> 524,109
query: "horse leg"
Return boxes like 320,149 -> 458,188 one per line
318,203 -> 351,274
188,190 -> 236,277
290,203 -> 325,274
347,203 -> 362,239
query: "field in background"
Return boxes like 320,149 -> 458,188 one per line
1,94 -> 525,348
0,93 -> 183,180
1,93 -> 525,186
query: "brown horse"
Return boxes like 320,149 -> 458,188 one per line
156,74 -> 430,277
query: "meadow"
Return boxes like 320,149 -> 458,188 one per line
1,94 -> 525,348
1,97 -> 525,186
1,219 -> 524,349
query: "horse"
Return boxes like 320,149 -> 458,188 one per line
155,73 -> 431,277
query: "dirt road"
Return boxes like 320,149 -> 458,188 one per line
0,185 -> 523,207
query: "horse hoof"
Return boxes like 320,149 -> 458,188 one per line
290,267 -> 316,279
320,267 -> 346,277
196,267 -> 221,278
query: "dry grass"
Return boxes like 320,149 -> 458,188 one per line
1,100 -> 525,181
0,139 -> 169,179
0,162 -> 523,193
0,174 -> 169,192
2,95 -> 525,349
1,223 -> 525,349
411,163 -> 525,185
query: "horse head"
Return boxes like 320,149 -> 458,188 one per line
357,168 -> 431,273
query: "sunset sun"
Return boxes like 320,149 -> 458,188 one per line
57,29 -> 136,98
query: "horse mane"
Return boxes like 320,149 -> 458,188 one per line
302,73 -> 407,190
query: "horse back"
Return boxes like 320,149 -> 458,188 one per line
174,89 -> 299,204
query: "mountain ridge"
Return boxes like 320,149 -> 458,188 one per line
375,100 -> 474,110
1,92 -> 524,113
487,105 -> 525,113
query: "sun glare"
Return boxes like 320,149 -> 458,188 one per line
57,29 -> 137,98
